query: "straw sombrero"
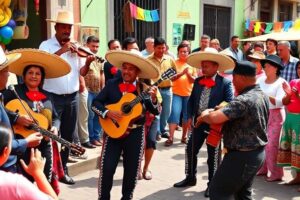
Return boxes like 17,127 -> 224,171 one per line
187,47 -> 235,72
105,49 -> 160,79
46,10 -> 80,25
7,48 -> 71,78
248,51 -> 266,60
0,47 -> 21,71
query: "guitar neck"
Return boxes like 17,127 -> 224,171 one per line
131,78 -> 164,106
30,124 -> 72,148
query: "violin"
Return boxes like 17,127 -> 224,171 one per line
61,38 -> 105,63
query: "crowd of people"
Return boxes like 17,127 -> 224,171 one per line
0,9 -> 300,200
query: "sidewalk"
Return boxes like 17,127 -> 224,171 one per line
61,132 -> 300,200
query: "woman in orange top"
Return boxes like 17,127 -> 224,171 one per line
165,43 -> 197,146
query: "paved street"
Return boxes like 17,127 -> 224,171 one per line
60,133 -> 300,200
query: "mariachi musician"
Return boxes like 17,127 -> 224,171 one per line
3,49 -> 71,189
92,49 -> 160,200
173,48 -> 234,198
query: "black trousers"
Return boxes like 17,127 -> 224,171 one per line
98,127 -> 144,200
209,147 -> 265,200
52,92 -> 79,169
185,124 -> 219,186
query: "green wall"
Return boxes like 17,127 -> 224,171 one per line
166,0 -> 200,55
234,0 -> 245,38
80,0 -> 108,57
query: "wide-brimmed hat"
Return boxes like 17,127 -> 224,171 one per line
187,47 -> 235,72
0,47 -> 21,71
7,48 -> 71,78
248,51 -> 266,60
260,55 -> 283,70
105,49 -> 159,79
46,11 -> 79,25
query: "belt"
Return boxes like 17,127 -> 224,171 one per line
54,91 -> 77,97
159,86 -> 171,90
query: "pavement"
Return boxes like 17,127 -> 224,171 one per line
60,132 -> 300,200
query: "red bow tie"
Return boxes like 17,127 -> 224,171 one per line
119,83 -> 136,93
199,78 -> 216,88
26,91 -> 46,101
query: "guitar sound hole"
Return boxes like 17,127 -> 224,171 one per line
121,103 -> 132,114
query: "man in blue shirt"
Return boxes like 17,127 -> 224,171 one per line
224,36 -> 244,61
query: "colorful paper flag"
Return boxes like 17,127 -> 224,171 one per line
283,21 -> 293,32
273,22 -> 283,32
151,10 -> 159,22
293,19 -> 300,30
129,2 -> 137,18
254,22 -> 261,33
249,21 -> 255,31
245,19 -> 250,30
136,7 -> 145,20
264,23 -> 273,33
144,10 -> 152,22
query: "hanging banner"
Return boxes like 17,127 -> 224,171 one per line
128,1 -> 160,22
245,18 -> 300,34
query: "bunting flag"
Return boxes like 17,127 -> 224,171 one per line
294,19 -> 300,30
283,21 -> 293,32
151,10 -> 160,22
129,2 -> 137,18
273,22 -> 283,32
254,22 -> 261,33
264,23 -> 273,33
244,19 -> 300,34
128,1 -> 160,22
245,19 -> 250,30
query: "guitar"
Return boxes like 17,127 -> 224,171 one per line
5,99 -> 85,156
99,68 -> 176,138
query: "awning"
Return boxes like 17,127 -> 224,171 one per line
241,30 -> 300,41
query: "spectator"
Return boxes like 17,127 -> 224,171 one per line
104,39 -> 122,83
248,51 -> 266,80
192,34 -> 211,53
253,42 -> 264,52
84,36 -> 104,147
165,43 -> 197,146
277,41 -> 299,82
257,55 -> 288,182
141,37 -> 154,57
265,38 -> 277,56
278,61 -> 300,189
147,37 -> 176,139
210,38 -> 222,52
225,35 -> 243,61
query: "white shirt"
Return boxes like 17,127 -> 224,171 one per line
258,76 -> 287,109
39,37 -> 85,95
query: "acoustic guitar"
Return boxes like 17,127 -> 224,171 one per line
99,68 -> 176,138
5,99 -> 85,156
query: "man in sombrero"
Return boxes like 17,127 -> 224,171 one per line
92,49 -> 160,200
39,11 -> 95,184
173,47 -> 234,198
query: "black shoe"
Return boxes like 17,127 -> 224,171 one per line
173,177 -> 197,187
204,187 -> 209,198
60,174 -> 75,185
81,142 -> 96,149
161,132 -> 170,139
